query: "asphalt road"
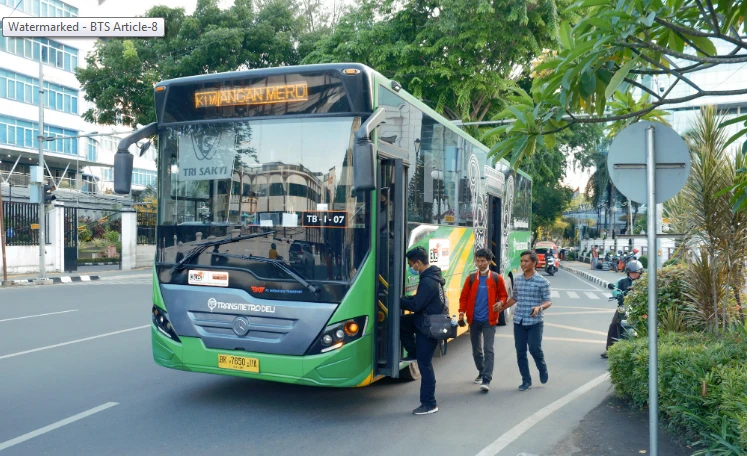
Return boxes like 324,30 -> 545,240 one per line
0,270 -> 620,456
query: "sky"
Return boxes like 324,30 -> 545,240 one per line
81,0 -> 591,191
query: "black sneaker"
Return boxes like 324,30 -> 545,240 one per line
540,370 -> 549,384
412,404 -> 438,415
518,382 -> 532,391
480,381 -> 490,392
474,375 -> 482,384
601,352 -> 608,359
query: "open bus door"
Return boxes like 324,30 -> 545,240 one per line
487,195 -> 511,326
374,158 -> 409,379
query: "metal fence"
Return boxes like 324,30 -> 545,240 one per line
137,211 -> 156,244
2,201 -> 50,246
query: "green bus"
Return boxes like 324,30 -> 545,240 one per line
113,63 -> 532,387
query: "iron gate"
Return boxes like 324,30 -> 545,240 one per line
64,207 -> 78,272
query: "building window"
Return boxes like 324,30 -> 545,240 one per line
0,36 -> 78,72
0,69 -> 79,114
0,0 -> 78,17
132,168 -> 157,187
0,115 -> 78,155
87,138 -> 98,162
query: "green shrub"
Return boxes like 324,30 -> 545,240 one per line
639,255 -> 648,268
625,264 -> 690,333
663,257 -> 683,268
608,332 -> 747,454
105,230 -> 120,244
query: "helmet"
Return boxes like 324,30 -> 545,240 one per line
626,260 -> 643,274
633,248 -> 639,254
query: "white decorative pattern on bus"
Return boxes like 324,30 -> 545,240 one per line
501,174 -> 515,275
468,154 -> 488,250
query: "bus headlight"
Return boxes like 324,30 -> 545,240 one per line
152,305 -> 181,342
306,316 -> 368,355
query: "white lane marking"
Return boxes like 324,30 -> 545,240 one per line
566,291 -> 579,299
550,290 -> 560,298
546,310 -> 611,317
552,288 -> 601,292
475,373 -> 610,456
0,402 -> 118,451
544,322 -> 608,336
0,310 -> 78,323
496,334 -> 606,344
584,292 -> 600,300
0,325 -> 149,360
552,305 -> 607,310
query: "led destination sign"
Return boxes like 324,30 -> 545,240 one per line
195,83 -> 309,108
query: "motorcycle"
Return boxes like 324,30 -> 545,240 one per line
545,253 -> 557,276
597,252 -> 613,271
606,283 -> 637,341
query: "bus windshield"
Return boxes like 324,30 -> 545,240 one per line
156,116 -> 370,292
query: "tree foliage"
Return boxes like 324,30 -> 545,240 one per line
485,0 -> 747,177
304,0 -> 571,123
77,0 -> 309,127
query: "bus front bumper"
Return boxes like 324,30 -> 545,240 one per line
151,324 -> 375,388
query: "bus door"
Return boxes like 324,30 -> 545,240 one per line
488,196 -> 502,273
374,158 -> 407,378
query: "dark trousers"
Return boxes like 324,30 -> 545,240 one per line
513,322 -> 547,384
606,310 -> 624,350
401,314 -> 439,408
469,320 -> 496,382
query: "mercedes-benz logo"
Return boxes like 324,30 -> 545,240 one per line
232,317 -> 250,336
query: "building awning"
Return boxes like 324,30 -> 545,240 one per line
0,145 -> 108,170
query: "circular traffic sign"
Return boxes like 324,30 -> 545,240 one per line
607,121 -> 690,204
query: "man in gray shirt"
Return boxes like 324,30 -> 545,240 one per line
498,250 -> 552,391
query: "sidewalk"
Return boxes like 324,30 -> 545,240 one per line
1,266 -> 152,287
559,260 -> 626,288
546,395 -> 695,455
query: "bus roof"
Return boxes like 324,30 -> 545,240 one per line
155,63 -> 531,180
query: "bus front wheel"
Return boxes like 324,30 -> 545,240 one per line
399,362 -> 421,381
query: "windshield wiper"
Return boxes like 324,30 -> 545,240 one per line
209,252 -> 321,298
171,230 -> 276,273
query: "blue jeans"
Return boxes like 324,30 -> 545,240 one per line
513,322 -> 547,384
401,314 -> 439,408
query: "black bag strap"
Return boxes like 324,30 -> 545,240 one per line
469,271 -> 499,288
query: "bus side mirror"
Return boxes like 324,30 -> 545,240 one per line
114,151 -> 134,194
353,141 -> 375,192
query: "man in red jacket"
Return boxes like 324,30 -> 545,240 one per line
459,248 -> 509,392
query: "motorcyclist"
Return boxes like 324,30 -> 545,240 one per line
601,260 -> 643,359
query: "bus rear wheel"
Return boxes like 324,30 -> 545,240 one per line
399,362 -> 421,381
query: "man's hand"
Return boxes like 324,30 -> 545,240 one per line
530,306 -> 542,317
493,301 -> 504,312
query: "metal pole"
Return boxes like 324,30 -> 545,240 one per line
38,58 -> 47,280
646,125 -> 659,455
0,185 -> 8,285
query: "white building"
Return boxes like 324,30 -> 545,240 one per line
0,0 -> 157,203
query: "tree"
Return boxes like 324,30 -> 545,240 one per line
303,0 -> 573,124
484,0 -> 747,180
77,0 -> 307,127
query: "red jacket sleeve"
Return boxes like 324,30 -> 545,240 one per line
459,276 -> 471,313
496,274 -> 509,304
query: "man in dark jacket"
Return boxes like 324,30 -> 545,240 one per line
400,246 -> 445,415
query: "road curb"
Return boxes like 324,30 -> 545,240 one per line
559,262 -> 612,289
3,275 -> 101,287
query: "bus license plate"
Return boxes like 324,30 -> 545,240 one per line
218,354 -> 259,373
